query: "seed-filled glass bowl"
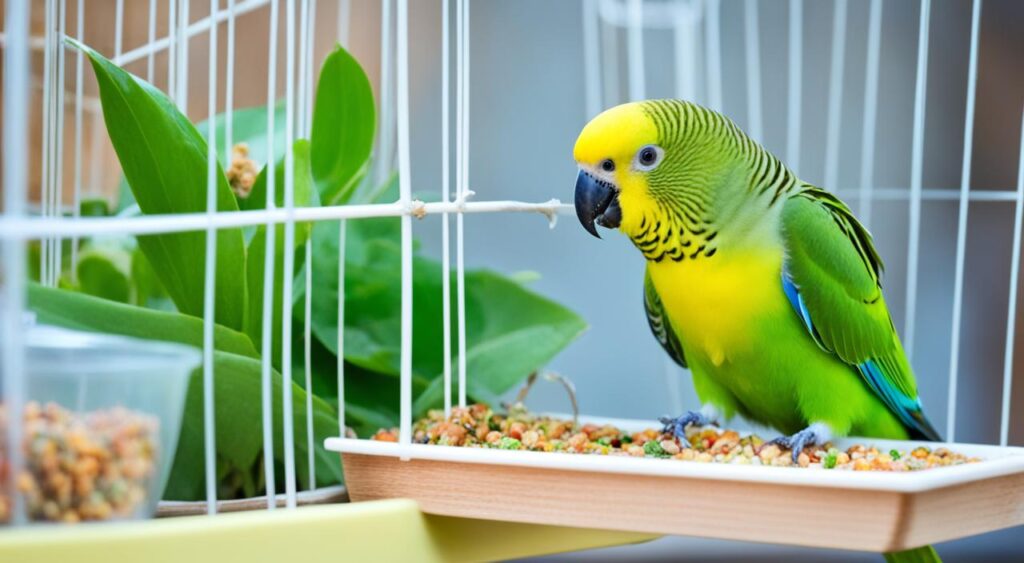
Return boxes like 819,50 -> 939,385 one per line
1,325 -> 199,524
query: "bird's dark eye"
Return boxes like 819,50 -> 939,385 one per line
639,147 -> 657,165
600,159 -> 615,172
635,145 -> 663,171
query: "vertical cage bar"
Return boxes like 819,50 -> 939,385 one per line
337,219 -> 347,434
176,0 -> 191,112
225,0 -> 236,152
376,0 -> 393,184
397,0 -> 413,447
202,0 -> 220,515
744,0 -> 762,142
704,0 -> 722,112
582,0 -> 601,118
40,0 -> 53,286
824,0 -> 847,191
307,1 -> 317,136
115,0 -> 124,57
299,0 -> 315,489
297,0 -> 309,137
71,0 -> 85,284
858,0 -> 882,227
304,241 -> 315,486
903,0 -> 931,361
441,0 -> 453,416
1002,107 -> 1024,447
3,0 -> 32,527
786,0 -> 801,170
455,0 -> 470,409
599,1 -> 619,108
282,0 -> 299,509
336,0 -> 351,440
169,0 -> 178,102
260,0 -> 280,510
947,0 -> 982,442
52,0 -> 68,285
626,0 -> 644,101
672,1 -> 697,103
147,0 -> 157,83
337,0 -> 350,46
299,0 -> 317,490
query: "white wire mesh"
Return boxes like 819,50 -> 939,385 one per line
1,0 -> 1022,522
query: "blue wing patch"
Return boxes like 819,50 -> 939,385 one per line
781,270 -> 941,441
857,360 -> 923,429
781,271 -> 827,353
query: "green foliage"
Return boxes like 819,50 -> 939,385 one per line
71,38 -> 247,331
29,284 -> 258,359
310,44 -> 376,205
53,42 -> 586,501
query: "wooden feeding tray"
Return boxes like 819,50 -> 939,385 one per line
327,416 -> 1024,553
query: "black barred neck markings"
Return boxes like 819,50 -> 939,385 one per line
632,212 -> 717,263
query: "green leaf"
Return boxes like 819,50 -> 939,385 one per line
311,45 -> 376,205
75,244 -> 132,304
28,284 -> 259,359
244,140 -> 317,367
70,38 -> 247,331
80,197 -> 111,217
165,351 -> 341,500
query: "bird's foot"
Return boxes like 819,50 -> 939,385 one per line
659,408 -> 718,447
763,423 -> 832,464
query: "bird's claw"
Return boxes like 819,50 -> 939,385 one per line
659,411 -> 717,447
764,426 -> 822,463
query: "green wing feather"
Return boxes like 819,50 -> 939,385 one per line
643,265 -> 687,368
780,186 -> 940,440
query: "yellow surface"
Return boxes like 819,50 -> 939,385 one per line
0,500 -> 656,563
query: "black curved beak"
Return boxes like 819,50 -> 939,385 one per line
574,169 -> 621,239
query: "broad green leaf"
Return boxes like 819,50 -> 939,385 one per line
70,38 -> 247,331
244,140 -> 317,366
311,45 -> 376,205
76,246 -> 131,304
28,284 -> 258,359
165,351 -> 341,500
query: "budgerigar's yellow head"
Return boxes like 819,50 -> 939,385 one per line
573,100 -> 765,262
573,102 -> 659,240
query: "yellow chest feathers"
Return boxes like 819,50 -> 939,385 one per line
647,248 -> 788,366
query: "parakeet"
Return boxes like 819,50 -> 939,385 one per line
573,100 -> 941,563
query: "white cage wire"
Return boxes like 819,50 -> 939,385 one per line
1,0 -> 1023,534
